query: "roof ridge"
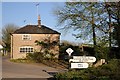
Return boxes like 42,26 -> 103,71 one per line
13,25 -> 60,34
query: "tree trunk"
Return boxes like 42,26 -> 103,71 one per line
92,26 -> 96,47
91,7 -> 96,46
108,12 -> 112,49
92,10 -> 97,55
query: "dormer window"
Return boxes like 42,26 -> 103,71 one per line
22,34 -> 31,40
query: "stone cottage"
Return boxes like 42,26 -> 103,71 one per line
11,15 -> 60,59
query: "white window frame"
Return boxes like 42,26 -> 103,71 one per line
22,34 -> 31,40
19,46 -> 34,53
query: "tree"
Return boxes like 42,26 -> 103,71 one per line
2,24 -> 18,53
27,36 -> 59,62
102,2 -> 119,48
104,2 -> 120,55
104,2 -> 112,49
35,34 -> 59,60
54,2 -> 106,55
112,23 -> 120,58
109,2 -> 120,48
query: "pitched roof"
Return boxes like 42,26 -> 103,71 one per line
13,25 -> 60,34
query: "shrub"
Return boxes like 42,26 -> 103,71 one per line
10,58 -> 34,63
26,52 -> 44,63
54,59 -> 120,80
26,52 -> 57,63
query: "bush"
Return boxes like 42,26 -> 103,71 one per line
10,58 -> 34,63
54,59 -> 120,80
26,52 -> 44,63
26,52 -> 57,63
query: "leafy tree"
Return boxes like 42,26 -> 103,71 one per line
108,2 -> 120,47
54,2 -> 120,59
95,36 -> 109,60
27,34 -> 59,62
105,2 -> 120,25
2,24 -> 18,53
102,2 -> 119,48
104,2 -> 120,56
35,34 -> 59,60
113,23 -> 120,52
104,2 -> 112,49
54,2 -> 107,56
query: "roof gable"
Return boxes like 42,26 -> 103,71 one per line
13,25 -> 60,34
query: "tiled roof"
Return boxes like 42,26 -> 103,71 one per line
13,25 -> 60,34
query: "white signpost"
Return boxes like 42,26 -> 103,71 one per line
66,48 -> 96,69
66,48 -> 74,56
71,63 -> 88,69
69,56 -> 96,63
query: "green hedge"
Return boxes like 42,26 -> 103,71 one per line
26,52 -> 44,63
54,59 -> 120,80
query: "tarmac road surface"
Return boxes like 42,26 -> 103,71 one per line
2,56 -> 61,79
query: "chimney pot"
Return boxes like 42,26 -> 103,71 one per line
38,15 -> 41,27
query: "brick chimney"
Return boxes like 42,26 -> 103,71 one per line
38,15 -> 41,27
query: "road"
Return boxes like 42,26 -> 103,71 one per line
2,56 -> 62,79
0,55 -> 2,79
